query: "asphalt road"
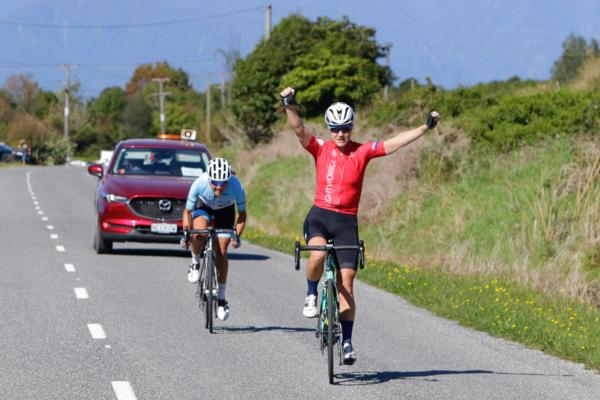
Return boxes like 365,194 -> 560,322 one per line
1,165 -> 600,400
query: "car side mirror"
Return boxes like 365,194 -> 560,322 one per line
87,163 -> 104,178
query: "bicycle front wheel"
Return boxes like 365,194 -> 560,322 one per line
327,278 -> 335,384
205,253 -> 216,333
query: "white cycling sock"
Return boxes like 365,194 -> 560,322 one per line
191,251 -> 201,265
218,284 -> 226,301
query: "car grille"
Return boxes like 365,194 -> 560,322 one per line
128,198 -> 185,221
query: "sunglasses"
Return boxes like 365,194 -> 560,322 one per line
330,127 -> 352,134
210,180 -> 228,188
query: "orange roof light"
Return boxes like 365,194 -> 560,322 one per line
156,129 -> 197,141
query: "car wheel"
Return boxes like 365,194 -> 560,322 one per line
93,222 -> 113,254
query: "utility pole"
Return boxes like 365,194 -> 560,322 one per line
152,78 -> 170,134
60,64 -> 78,139
264,3 -> 272,41
380,43 -> 393,102
206,73 -> 212,139
218,72 -> 226,109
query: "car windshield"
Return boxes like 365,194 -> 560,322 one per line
112,148 -> 209,178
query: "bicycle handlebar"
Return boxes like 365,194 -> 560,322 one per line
187,228 -> 237,235
294,240 -> 365,271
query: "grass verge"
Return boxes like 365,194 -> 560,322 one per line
244,225 -> 600,371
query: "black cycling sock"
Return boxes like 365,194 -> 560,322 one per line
218,299 -> 227,307
341,320 -> 354,344
307,279 -> 319,296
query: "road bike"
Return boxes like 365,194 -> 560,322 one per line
187,228 -> 236,333
294,240 -> 365,384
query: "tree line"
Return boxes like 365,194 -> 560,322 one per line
0,13 -> 597,164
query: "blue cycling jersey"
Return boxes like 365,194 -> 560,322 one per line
185,173 -> 246,212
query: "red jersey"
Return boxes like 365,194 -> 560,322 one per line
304,136 -> 386,215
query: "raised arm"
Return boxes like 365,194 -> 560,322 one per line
280,87 -> 313,147
382,111 -> 440,155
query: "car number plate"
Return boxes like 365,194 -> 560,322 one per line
151,223 -> 177,234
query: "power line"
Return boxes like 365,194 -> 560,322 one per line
0,6 -> 262,30
0,58 -> 220,69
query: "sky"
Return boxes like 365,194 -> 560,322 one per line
0,0 -> 598,98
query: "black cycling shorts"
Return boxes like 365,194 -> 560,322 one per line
303,206 -> 359,270
192,204 -> 235,232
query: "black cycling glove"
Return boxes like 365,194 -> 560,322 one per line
426,112 -> 438,129
280,89 -> 296,107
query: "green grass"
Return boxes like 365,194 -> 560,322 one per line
245,155 -> 313,237
244,225 -> 600,370
388,141 -> 571,258
0,161 -> 22,169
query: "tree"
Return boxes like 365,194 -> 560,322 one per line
89,87 -> 127,127
230,15 -> 391,143
552,34 -> 600,84
282,47 -> 385,116
31,90 -> 59,119
125,62 -> 190,96
3,74 -> 40,113
122,94 -> 153,135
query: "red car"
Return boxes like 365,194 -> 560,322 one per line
87,135 -> 211,253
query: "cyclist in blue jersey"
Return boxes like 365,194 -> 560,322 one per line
182,158 -> 247,321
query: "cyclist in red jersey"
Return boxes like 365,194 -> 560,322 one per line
280,86 -> 440,365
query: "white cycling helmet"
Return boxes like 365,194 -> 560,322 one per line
207,158 -> 232,181
324,102 -> 354,129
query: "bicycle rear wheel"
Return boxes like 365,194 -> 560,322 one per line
327,278 -> 335,384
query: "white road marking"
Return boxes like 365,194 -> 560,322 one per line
105,344 -> 112,349
47,225 -> 54,230
74,288 -> 89,299
111,382 -> 137,400
56,245 -> 65,252
87,323 -> 106,339
50,234 -> 58,240
42,217 -> 48,221
33,201 -> 39,205
64,263 -> 76,272
37,211 -> 43,215
35,206 -> 40,210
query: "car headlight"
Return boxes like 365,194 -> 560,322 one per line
105,194 -> 129,203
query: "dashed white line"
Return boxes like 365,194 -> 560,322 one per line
42,217 -> 48,221
87,323 -> 106,339
35,206 -> 41,210
56,245 -> 65,252
33,201 -> 39,205
111,381 -> 137,400
74,288 -> 89,299
64,263 -> 76,272
37,210 -> 43,215
47,225 -> 54,230
50,234 -> 58,240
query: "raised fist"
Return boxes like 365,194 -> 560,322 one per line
426,111 -> 440,129
280,87 -> 296,107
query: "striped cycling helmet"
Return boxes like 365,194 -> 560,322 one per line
324,102 -> 354,129
207,158 -> 232,181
